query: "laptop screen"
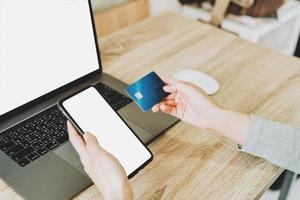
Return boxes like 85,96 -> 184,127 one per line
0,0 -> 99,117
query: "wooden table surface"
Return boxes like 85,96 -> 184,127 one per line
2,12 -> 300,200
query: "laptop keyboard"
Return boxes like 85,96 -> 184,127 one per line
0,83 -> 133,167
94,82 -> 133,111
0,108 -> 68,167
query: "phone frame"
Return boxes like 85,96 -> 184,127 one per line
57,85 -> 153,178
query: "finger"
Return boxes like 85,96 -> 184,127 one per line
163,85 -> 177,93
164,82 -> 193,96
83,132 -> 99,145
155,73 -> 169,83
160,99 -> 176,106
156,73 -> 177,85
67,121 -> 87,157
152,104 -> 160,113
160,104 -> 177,116
83,132 -> 105,155
152,93 -> 176,113
161,75 -> 174,84
161,93 -> 176,101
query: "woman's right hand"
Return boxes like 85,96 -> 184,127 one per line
152,77 -> 220,130
152,76 -> 250,145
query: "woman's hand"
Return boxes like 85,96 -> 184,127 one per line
152,76 -> 250,145
67,122 -> 133,200
152,77 -> 219,130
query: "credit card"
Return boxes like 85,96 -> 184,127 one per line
124,72 -> 169,112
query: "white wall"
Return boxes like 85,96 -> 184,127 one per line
91,0 -> 182,16
91,0 -> 127,11
149,0 -> 182,16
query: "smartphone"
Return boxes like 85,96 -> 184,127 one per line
58,86 -> 153,177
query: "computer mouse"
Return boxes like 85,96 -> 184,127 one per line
173,69 -> 220,95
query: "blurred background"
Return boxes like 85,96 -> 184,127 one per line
91,0 -> 300,58
90,0 -> 300,199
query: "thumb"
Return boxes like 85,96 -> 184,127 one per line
163,81 -> 190,95
83,132 -> 105,154
159,75 -> 177,85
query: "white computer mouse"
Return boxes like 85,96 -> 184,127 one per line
173,69 -> 220,95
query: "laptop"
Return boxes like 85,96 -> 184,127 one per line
0,1 -> 178,199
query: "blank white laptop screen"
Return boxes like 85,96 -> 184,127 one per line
0,0 -> 99,116
61,87 -> 152,175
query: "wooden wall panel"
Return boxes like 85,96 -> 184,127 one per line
93,0 -> 149,37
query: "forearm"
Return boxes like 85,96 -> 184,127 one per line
208,108 -> 300,173
208,108 -> 251,145
241,116 -> 300,174
121,182 -> 133,200
101,180 -> 133,200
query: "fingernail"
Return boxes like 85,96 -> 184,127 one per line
83,132 -> 89,138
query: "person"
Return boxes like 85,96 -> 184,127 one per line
67,76 -> 300,200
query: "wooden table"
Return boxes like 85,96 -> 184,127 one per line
2,12 -> 300,200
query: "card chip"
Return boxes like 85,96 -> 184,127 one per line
135,92 -> 143,100
124,71 -> 169,112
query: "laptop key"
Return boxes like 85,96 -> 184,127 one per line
45,141 -> 59,150
21,139 -> 33,147
27,152 -> 40,161
22,132 -> 32,139
36,147 -> 48,156
3,134 -> 14,141
0,141 -> 16,151
0,139 -> 5,146
56,134 -> 69,144
11,131 -> 19,137
49,133 -> 60,140
12,146 -> 35,161
41,137 -> 52,144
13,136 -> 25,144
17,157 -> 31,167
30,135 -> 40,142
39,131 -> 48,137
32,141 -> 44,149
8,133 -> 16,139
34,134 -> 42,140
5,144 -> 24,156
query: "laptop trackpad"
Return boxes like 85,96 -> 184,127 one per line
54,142 -> 89,178
123,118 -> 152,144
119,103 -> 178,135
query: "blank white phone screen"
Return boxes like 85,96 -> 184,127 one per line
62,87 -> 152,175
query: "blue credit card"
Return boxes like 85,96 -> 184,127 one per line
124,72 -> 169,112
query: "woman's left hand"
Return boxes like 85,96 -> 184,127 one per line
67,121 -> 133,200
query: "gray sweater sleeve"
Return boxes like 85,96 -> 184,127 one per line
241,115 -> 300,174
